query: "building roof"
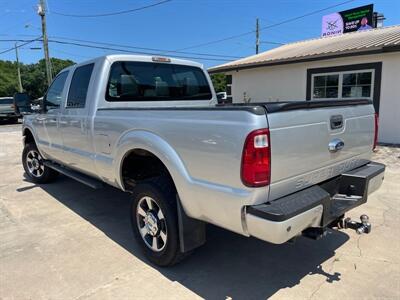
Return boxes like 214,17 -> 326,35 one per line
209,25 -> 400,73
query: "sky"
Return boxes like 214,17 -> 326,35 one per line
1,0 -> 400,68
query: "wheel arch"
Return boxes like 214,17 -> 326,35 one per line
115,130 -> 191,195
120,148 -> 176,191
117,131 -> 206,254
22,126 -> 36,146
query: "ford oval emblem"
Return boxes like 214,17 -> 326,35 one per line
328,138 -> 344,153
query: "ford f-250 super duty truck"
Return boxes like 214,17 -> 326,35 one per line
21,55 -> 385,266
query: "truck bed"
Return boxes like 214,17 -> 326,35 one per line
223,99 -> 375,201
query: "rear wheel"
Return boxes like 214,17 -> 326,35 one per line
131,177 -> 184,266
22,143 -> 58,183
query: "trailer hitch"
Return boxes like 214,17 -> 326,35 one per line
337,214 -> 371,234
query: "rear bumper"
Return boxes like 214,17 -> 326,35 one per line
245,162 -> 385,244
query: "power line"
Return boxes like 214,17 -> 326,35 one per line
0,47 -> 39,50
3,34 -> 243,59
50,47 -> 92,59
51,0 -> 173,18
260,41 -> 284,45
0,17 -> 34,33
0,39 -> 39,42
0,37 -> 237,61
47,39 -> 235,62
47,35 -> 244,59
4,34 -> 244,59
176,0 -> 355,51
0,37 -> 42,55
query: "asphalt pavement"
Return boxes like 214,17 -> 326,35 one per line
0,123 -> 399,299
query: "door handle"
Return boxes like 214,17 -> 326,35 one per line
35,117 -> 46,121
330,115 -> 343,130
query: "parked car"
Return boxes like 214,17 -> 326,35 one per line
0,97 -> 19,123
20,55 -> 385,266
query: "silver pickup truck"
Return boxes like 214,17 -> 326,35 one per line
21,55 -> 385,266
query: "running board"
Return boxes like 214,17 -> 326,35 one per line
44,161 -> 104,189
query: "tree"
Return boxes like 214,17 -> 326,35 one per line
0,60 -> 19,97
0,57 -> 75,99
210,73 -> 226,93
21,58 -> 75,99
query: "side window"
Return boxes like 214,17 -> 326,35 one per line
45,71 -> 69,108
312,74 -> 339,99
66,63 -> 94,108
311,70 -> 374,100
342,72 -> 373,98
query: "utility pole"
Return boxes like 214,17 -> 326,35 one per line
255,18 -> 260,54
15,43 -> 23,92
38,0 -> 52,86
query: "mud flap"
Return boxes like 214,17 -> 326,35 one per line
177,197 -> 206,253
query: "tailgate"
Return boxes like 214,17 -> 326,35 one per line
0,104 -> 14,114
266,101 -> 375,201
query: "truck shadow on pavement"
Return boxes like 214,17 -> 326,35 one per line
18,175 -> 347,300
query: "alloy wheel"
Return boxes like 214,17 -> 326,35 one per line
136,196 -> 168,252
26,150 -> 44,178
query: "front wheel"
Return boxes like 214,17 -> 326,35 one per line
22,143 -> 58,183
131,177 -> 184,267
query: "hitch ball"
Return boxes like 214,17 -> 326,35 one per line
360,214 -> 369,224
357,214 -> 371,234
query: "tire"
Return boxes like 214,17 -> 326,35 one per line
130,177 -> 185,267
11,117 -> 19,124
22,143 -> 58,184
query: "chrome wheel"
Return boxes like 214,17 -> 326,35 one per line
136,196 -> 167,252
26,150 -> 44,178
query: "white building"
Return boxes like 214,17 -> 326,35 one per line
209,25 -> 400,144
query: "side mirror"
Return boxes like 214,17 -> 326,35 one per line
31,103 -> 42,112
13,92 -> 32,115
216,92 -> 227,104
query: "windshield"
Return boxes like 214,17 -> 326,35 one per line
106,61 -> 212,102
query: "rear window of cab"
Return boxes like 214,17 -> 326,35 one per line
105,61 -> 212,102
0,98 -> 13,104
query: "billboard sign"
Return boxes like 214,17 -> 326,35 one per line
321,4 -> 374,37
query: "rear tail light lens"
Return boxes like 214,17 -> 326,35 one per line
241,128 -> 271,187
373,113 -> 379,150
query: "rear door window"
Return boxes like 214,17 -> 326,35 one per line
106,61 -> 212,101
66,63 -> 94,108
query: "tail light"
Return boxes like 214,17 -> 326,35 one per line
241,128 -> 271,187
373,113 -> 379,150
